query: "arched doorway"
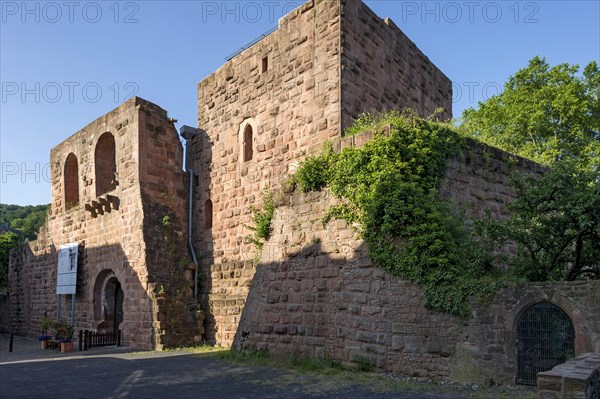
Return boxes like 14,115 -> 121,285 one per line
516,301 -> 575,385
93,270 -> 124,333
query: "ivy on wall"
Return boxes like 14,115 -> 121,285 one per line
296,111 -> 502,317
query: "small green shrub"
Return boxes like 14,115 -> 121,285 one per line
246,189 -> 276,249
343,112 -> 376,137
295,143 -> 335,193
40,316 -> 53,336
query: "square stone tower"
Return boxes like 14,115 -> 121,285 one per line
193,0 -> 452,345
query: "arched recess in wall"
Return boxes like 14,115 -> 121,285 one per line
204,199 -> 213,229
243,124 -> 254,162
95,132 -> 117,196
515,301 -> 575,385
93,269 -> 124,333
64,153 -> 79,209
506,292 -> 593,357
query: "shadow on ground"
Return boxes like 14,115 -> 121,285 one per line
0,350 -> 482,399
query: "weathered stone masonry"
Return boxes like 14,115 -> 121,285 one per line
5,98 -> 204,349
194,0 -> 452,346
233,133 -> 599,385
341,0 -> 452,126
2,0 -> 598,387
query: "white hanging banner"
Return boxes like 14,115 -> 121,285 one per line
57,243 -> 78,294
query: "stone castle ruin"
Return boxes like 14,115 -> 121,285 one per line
3,0 -> 598,389
6,99 -> 205,349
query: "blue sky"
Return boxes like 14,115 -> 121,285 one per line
1,0 -> 599,206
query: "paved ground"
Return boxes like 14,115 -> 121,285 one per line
0,350 -> 473,399
0,335 -> 534,399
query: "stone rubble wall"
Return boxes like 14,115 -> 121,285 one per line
234,136 -> 599,385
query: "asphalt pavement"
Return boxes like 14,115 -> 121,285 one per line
0,348 -> 479,399
1,334 -> 536,399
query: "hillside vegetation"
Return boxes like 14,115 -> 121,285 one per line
0,203 -> 49,292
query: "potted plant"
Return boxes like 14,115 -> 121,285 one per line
39,316 -> 53,349
52,319 -> 75,353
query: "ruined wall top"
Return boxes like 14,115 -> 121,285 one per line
48,96 -> 177,216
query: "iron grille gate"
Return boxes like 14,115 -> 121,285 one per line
516,301 -> 575,385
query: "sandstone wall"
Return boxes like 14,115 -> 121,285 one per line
340,0 -> 453,127
5,99 -> 152,347
335,131 -> 545,222
3,98 -> 203,349
138,103 -> 205,348
234,137 -> 598,385
194,0 -> 456,346
195,0 -> 343,345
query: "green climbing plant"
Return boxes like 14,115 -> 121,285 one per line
296,111 -> 501,317
246,189 -> 276,250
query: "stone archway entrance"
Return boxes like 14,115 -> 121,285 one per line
516,301 -> 575,385
93,270 -> 124,333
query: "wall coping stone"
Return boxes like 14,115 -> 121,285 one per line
538,353 -> 600,399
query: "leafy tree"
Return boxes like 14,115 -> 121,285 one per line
460,57 -> 600,281
459,56 -> 600,172
0,203 -> 49,292
492,162 -> 600,281
0,232 -> 20,293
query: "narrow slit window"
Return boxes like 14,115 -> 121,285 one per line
204,199 -> 213,229
243,125 -> 253,162
262,56 -> 268,73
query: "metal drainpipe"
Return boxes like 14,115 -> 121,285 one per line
180,126 -> 200,300
188,167 -> 199,300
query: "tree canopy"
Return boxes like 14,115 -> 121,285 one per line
460,57 -> 600,281
0,232 -> 20,294
495,162 -> 600,281
459,56 -> 600,172
0,204 -> 49,293
0,204 -> 49,241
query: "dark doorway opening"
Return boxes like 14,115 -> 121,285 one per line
516,301 -> 575,385
94,270 -> 124,333
113,281 -> 124,333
